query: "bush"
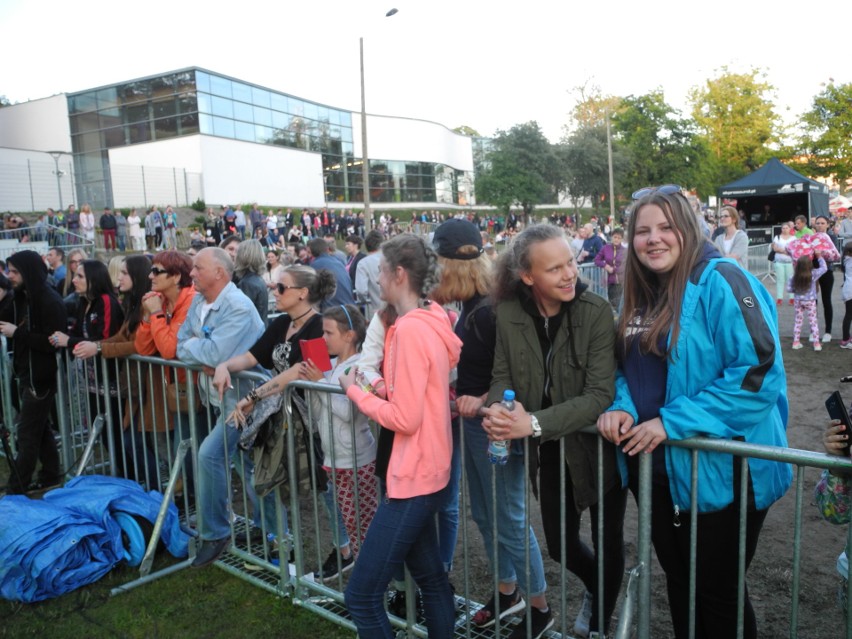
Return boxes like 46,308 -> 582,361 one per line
190,198 -> 206,212
194,216 -> 206,225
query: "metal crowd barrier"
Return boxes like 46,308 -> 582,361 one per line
3,339 -> 852,638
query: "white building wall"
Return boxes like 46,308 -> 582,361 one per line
0,147 -> 75,212
198,136 -> 325,207
352,114 -> 474,171
0,95 -> 71,153
108,135 -> 325,208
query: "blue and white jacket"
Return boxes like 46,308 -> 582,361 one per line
609,253 -> 792,513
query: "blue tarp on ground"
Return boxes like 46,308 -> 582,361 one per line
0,475 -> 190,603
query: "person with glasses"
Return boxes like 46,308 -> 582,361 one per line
712,206 -> 749,268
597,187 -> 790,639
212,264 -> 351,570
134,251 -> 197,492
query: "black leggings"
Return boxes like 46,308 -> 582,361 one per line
818,269 -> 835,334
538,440 -> 627,635
637,479 -> 767,639
843,299 -> 852,342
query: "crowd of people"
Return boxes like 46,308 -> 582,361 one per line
7,189 -> 852,638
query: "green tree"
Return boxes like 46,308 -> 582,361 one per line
0,95 -> 10,108
475,121 -> 555,219
453,125 -> 480,137
562,125 -> 629,214
689,67 -> 781,184
612,90 -> 714,198
796,81 -> 852,186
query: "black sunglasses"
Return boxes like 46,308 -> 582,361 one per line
631,184 -> 682,201
150,267 -> 169,276
276,283 -> 304,294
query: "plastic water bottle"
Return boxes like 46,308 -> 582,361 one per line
487,390 -> 514,465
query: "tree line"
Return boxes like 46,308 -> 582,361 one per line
472,67 -> 852,216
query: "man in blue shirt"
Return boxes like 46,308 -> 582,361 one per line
177,247 -> 265,567
307,238 -> 355,311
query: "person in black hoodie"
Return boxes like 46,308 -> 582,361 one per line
0,250 -> 68,494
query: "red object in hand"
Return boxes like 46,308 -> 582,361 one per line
299,338 -> 332,372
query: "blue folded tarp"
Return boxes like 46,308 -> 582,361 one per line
0,475 -> 190,603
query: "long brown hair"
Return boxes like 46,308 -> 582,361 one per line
618,191 -> 713,358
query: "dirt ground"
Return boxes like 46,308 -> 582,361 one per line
437,271 -> 852,638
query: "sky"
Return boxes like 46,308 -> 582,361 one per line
2,0 -> 848,143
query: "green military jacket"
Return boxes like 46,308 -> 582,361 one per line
486,288 -> 620,511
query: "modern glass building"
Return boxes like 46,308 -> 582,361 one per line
63,67 -> 474,209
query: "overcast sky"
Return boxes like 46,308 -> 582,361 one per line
2,0 -> 847,142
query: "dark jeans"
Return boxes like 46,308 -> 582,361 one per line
538,440 -> 627,634
638,479 -> 768,639
9,385 -> 59,493
819,268 -> 835,334
344,485 -> 454,638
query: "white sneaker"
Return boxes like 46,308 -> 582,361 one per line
810,333 -> 818,342
815,342 -> 823,352
574,590 -> 593,638
823,333 -> 832,343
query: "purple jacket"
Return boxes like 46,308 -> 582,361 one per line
594,242 -> 626,286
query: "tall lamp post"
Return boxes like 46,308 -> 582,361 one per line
48,151 -> 70,211
360,7 -> 398,234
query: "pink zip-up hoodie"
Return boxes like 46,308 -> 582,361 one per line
347,302 -> 462,499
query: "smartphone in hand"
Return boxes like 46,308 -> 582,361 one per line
825,390 -> 852,457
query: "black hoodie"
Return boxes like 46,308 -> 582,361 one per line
0,250 -> 68,392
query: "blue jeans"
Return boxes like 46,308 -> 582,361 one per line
323,479 -> 351,548
197,413 -> 285,541
345,487 -> 454,638
437,419 -> 461,572
463,416 -> 547,596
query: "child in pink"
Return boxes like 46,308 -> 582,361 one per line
787,254 -> 827,351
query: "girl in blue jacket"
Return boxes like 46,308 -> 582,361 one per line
597,187 -> 791,639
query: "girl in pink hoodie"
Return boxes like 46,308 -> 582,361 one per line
340,234 -> 461,639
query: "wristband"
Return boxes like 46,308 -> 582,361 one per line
246,389 -> 260,403
96,341 -> 102,354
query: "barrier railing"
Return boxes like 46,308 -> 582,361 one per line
3,338 -> 852,638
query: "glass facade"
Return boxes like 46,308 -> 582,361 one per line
67,68 -> 469,209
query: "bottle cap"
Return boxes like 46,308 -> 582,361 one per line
503,389 -> 515,402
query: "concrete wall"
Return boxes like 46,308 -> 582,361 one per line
352,114 -> 473,171
0,95 -> 71,153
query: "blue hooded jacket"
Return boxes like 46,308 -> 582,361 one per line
610,252 -> 792,512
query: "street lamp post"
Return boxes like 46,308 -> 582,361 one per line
48,151 -> 68,211
359,8 -> 399,234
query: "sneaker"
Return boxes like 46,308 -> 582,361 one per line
823,333 -> 833,343
191,537 -> 229,568
319,548 -> 354,581
507,606 -> 554,639
814,342 -> 823,352
792,341 -> 803,350
810,333 -> 818,342
789,299 -> 794,306
574,590 -> 593,638
776,298 -> 782,306
387,588 -> 422,618
472,588 -> 525,628
234,527 -> 265,546
840,340 -> 852,349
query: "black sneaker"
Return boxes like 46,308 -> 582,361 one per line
387,588 -> 422,618
319,548 -> 354,581
471,588 -> 525,628
507,606 -> 554,639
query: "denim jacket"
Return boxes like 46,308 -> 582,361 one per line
177,282 -> 264,415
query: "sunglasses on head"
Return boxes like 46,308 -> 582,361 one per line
276,283 -> 303,294
631,184 -> 683,201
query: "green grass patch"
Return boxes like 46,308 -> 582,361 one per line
0,556 -> 354,638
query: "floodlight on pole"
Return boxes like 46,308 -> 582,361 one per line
47,151 -> 70,212
360,8 -> 399,234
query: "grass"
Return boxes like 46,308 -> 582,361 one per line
0,458 -> 353,639
0,555 -> 355,639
